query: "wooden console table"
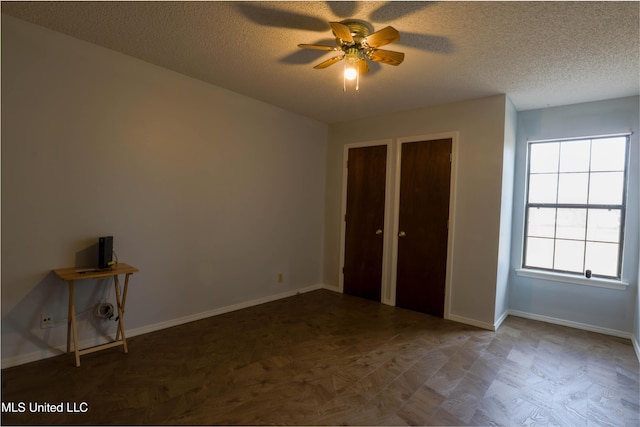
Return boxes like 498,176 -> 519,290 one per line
53,263 -> 138,367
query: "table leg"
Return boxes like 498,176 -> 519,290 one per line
67,281 -> 72,354
114,275 -> 128,353
114,274 -> 130,340
68,281 -> 81,367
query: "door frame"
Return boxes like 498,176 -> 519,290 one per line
338,139 -> 395,303
390,132 -> 459,318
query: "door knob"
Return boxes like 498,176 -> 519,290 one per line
375,229 -> 383,235
398,231 -> 406,237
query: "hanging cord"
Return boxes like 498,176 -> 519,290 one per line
106,248 -> 118,268
112,248 -> 121,321
95,273 -> 115,321
94,302 -> 114,320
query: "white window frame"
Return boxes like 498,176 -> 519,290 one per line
518,134 -> 630,288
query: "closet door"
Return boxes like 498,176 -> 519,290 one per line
395,138 -> 452,316
343,145 -> 387,301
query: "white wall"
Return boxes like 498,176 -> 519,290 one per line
1,15 -> 327,366
635,121 -> 640,358
636,255 -> 640,357
636,245 -> 640,358
494,98 -> 517,324
509,97 -> 640,336
324,95 -> 513,329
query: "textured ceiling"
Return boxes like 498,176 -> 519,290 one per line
2,1 -> 639,123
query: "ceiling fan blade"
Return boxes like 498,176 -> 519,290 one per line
359,60 -> 370,75
369,49 -> 405,66
364,26 -> 401,48
313,55 -> 345,69
329,22 -> 354,44
298,44 -> 339,51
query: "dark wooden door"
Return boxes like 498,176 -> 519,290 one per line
396,138 -> 452,316
343,145 -> 387,301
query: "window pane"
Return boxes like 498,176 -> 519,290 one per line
528,174 -> 558,203
557,173 -> 589,204
527,207 -> 556,238
591,138 -> 626,172
530,142 -> 559,173
555,208 -> 586,240
525,237 -> 554,269
559,140 -> 590,172
523,136 -> 627,276
585,242 -> 619,277
587,209 -> 621,243
589,172 -> 624,204
554,239 -> 585,273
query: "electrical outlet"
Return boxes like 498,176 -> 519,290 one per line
41,314 -> 54,329
278,273 -> 284,284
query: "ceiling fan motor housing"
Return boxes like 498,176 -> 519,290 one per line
299,19 -> 404,71
336,20 -> 371,46
335,21 -> 383,61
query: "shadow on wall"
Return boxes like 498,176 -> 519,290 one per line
75,242 -> 100,268
2,271 -> 67,361
2,241 -> 119,363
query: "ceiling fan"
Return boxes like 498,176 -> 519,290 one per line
298,20 -> 405,90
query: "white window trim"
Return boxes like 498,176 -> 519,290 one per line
521,133 -> 631,280
515,268 -> 629,290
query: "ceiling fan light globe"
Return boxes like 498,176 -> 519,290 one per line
304,19 -> 401,91
344,67 -> 358,80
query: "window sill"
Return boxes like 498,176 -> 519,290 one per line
515,268 -> 629,290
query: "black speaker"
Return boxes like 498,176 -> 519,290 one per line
98,236 -> 113,269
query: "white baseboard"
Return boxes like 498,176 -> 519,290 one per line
322,283 -> 340,293
126,284 -> 324,339
493,310 -> 509,330
7,288 -> 636,368
446,313 -> 496,331
2,284 -> 324,369
508,309 -> 633,340
632,334 -> 640,363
